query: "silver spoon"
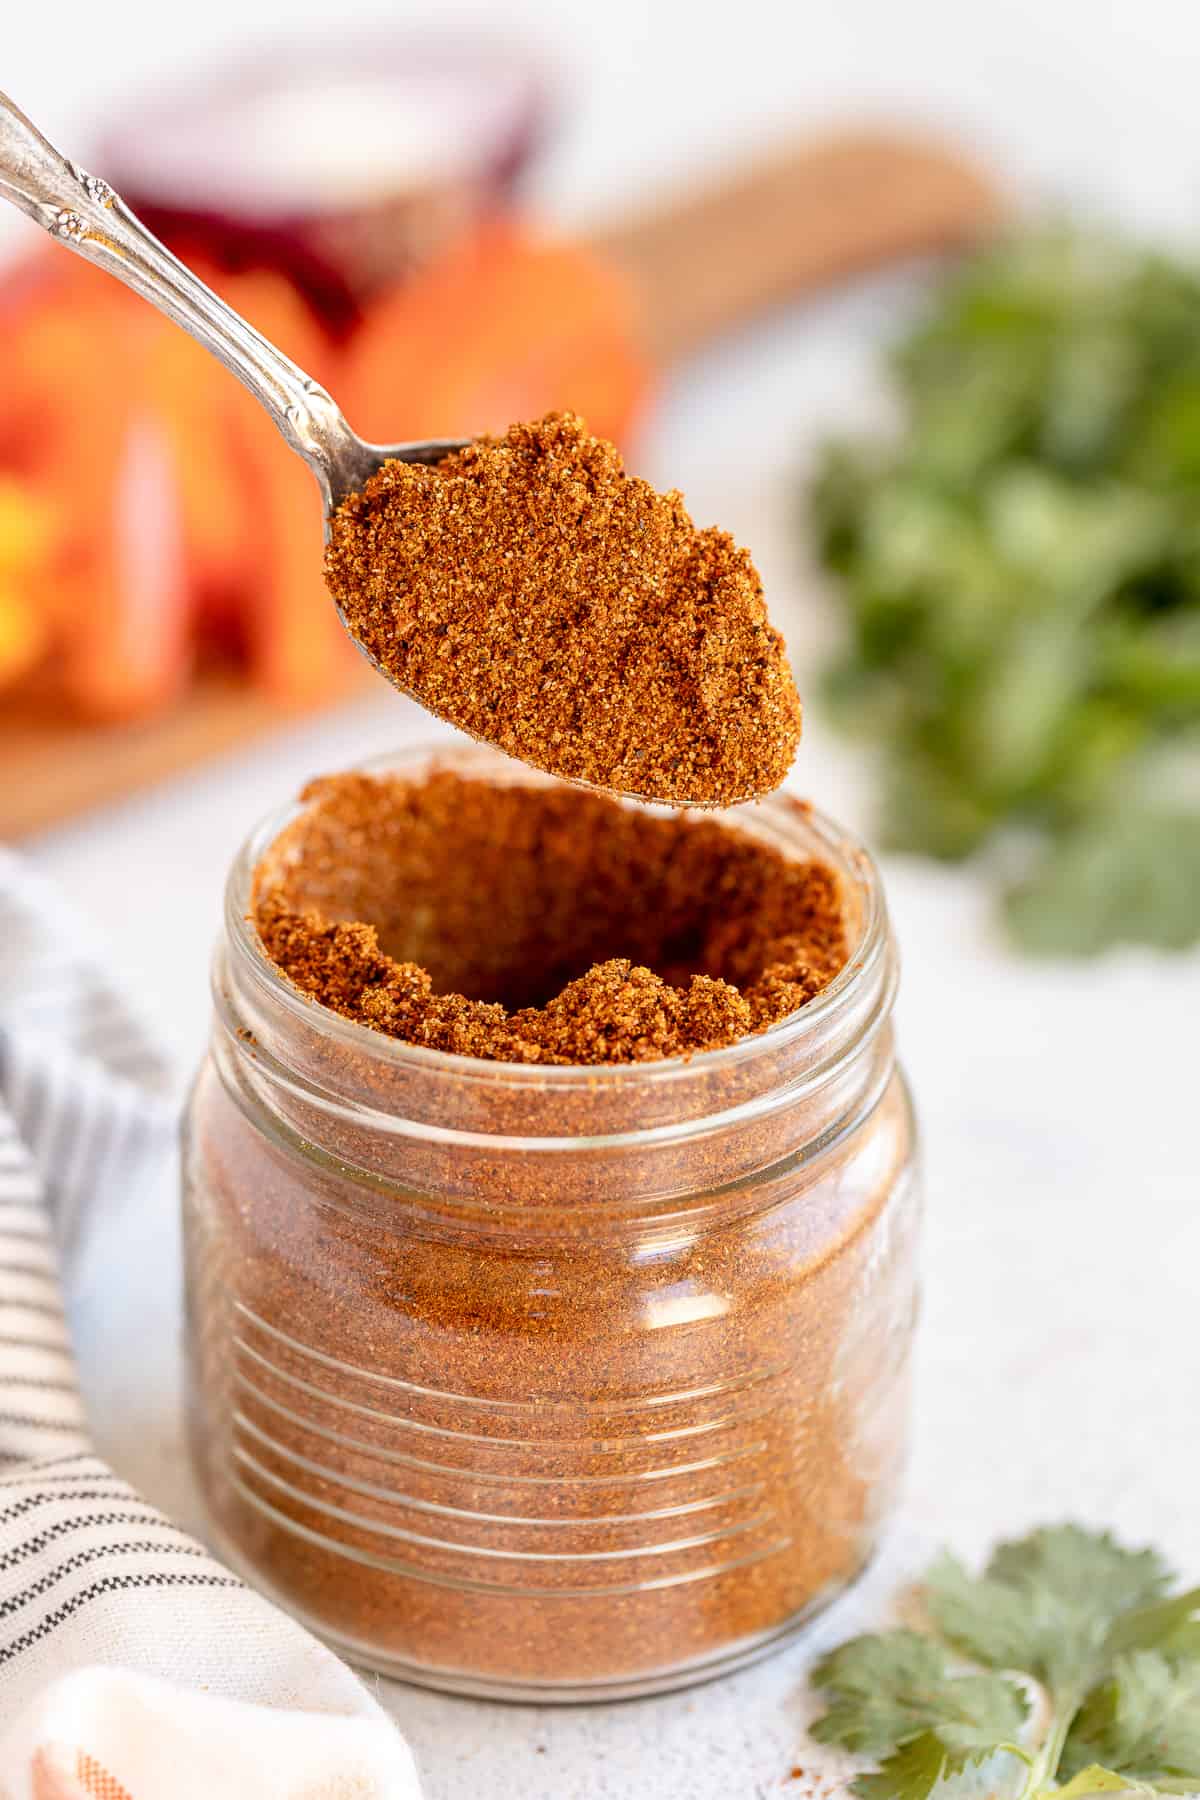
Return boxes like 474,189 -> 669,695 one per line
0,89 -> 464,519
0,90 -> 798,808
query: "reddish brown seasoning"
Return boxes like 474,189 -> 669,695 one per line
251,768 -> 847,1064
184,755 -> 918,1699
323,413 -> 803,807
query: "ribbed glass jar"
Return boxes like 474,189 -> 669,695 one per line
182,746 -> 920,1702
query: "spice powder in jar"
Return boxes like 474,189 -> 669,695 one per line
184,747 -> 919,1701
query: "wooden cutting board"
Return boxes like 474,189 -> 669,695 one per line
0,130 -> 998,838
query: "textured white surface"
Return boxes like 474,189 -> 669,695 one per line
10,0 -> 1200,1791
56,346 -> 1200,1793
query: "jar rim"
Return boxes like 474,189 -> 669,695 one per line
223,743 -> 890,1092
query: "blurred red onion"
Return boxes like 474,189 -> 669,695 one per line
98,39 -> 554,329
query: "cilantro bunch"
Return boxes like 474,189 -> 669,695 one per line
810,1525 -> 1200,1798
810,232 -> 1200,954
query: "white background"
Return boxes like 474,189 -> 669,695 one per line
6,3 -> 1200,1796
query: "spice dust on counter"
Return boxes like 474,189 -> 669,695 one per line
252,768 -> 847,1063
323,413 -> 803,807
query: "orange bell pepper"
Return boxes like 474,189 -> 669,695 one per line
0,213 -> 652,722
0,477 -> 56,687
0,258 -> 191,719
191,265 -> 362,705
342,219 -> 652,448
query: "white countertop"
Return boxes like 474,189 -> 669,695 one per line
11,1 -> 1200,1791
53,295 -> 1200,1798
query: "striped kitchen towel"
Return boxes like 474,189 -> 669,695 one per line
0,850 -> 420,1800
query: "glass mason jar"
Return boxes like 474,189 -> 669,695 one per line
183,745 -> 919,1702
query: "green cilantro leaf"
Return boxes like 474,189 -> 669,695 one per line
985,1527 -> 1170,1614
853,1733 -> 953,1800
1159,1622 -> 1200,1663
806,1525 -> 1200,1800
926,1528 -> 1172,1696
1062,1652 -> 1200,1788
1004,809 -> 1200,955
1052,1764 -> 1144,1797
810,1629 -> 1027,1759
808,227 -> 1200,955
1105,1590 -> 1200,1660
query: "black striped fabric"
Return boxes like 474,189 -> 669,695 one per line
0,851 -> 250,1695
0,854 -> 175,1275
0,850 -> 408,1764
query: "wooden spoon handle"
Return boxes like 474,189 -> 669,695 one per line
590,130 -> 1003,363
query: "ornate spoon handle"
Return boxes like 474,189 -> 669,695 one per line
0,88 -> 355,504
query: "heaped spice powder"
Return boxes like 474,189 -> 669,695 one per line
323,413 -> 802,806
251,769 -> 847,1064
184,752 -> 920,1700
